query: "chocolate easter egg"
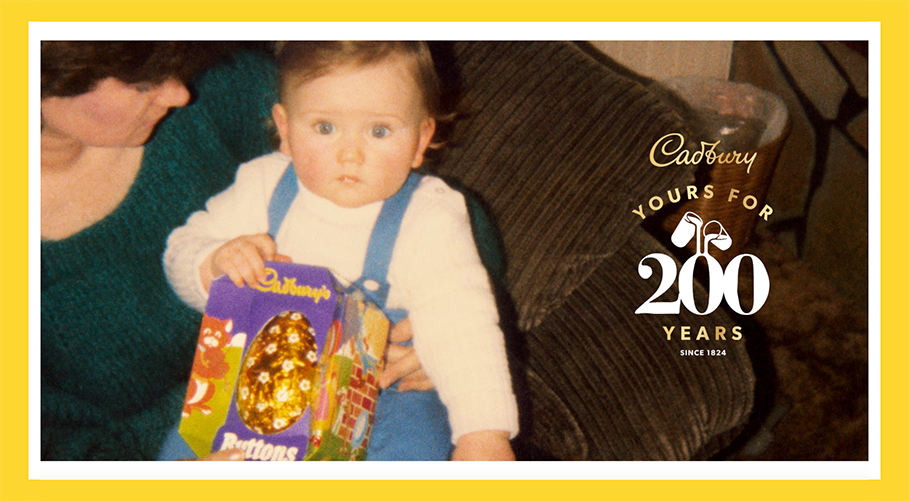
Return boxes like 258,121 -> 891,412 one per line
236,311 -> 319,434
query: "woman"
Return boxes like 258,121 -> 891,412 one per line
40,42 -> 437,460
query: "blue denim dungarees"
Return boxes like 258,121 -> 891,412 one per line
158,164 -> 452,460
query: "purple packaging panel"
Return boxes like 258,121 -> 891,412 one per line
178,261 -> 388,461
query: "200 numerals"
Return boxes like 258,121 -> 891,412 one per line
635,253 -> 770,315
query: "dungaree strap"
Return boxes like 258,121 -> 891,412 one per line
267,163 -> 300,239
352,172 -> 421,322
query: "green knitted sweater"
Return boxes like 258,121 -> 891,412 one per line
40,51 -> 278,460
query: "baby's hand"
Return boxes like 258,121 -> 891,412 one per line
203,234 -> 290,290
451,430 -> 515,461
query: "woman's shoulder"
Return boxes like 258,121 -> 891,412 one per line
193,49 -> 277,120
197,50 -> 277,92
160,49 -> 278,170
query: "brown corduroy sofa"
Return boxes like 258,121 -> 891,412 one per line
429,41 -> 756,460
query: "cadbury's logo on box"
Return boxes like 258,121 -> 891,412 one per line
178,261 -> 389,461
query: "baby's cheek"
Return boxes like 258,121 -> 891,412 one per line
291,137 -> 328,164
292,158 -> 330,195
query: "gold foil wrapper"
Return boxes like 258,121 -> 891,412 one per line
236,311 -> 318,434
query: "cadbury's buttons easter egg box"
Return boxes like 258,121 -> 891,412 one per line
178,261 -> 389,461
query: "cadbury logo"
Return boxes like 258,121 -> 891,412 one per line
650,132 -> 758,174
252,268 -> 332,304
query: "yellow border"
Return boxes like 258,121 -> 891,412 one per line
3,1 -> 907,500
2,0 -> 905,22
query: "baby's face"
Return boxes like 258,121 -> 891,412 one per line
273,56 -> 436,208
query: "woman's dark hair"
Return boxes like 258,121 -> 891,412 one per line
41,41 -> 241,98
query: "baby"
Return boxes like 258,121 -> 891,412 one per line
164,42 -> 518,461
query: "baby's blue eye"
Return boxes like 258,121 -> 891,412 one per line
316,122 -> 334,134
371,125 -> 390,138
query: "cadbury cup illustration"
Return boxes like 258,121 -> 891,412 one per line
702,220 -> 732,254
671,211 -> 705,255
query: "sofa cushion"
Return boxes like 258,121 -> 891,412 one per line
431,42 -> 756,460
431,41 -> 695,330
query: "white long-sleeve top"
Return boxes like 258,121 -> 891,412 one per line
164,152 -> 519,443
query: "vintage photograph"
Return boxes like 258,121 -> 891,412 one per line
38,39 -> 870,466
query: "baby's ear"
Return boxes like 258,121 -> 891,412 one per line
272,103 -> 292,156
412,117 -> 437,169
